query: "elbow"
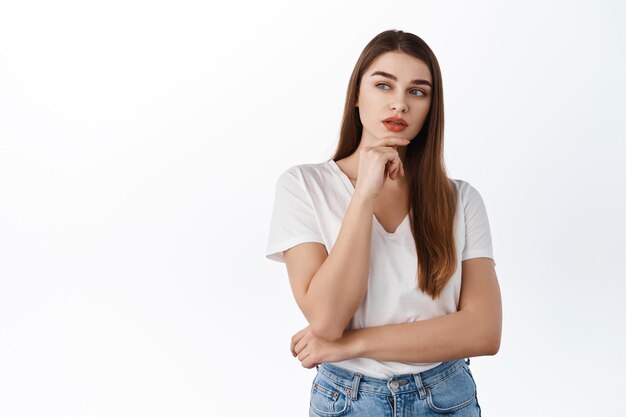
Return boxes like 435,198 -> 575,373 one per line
479,313 -> 501,356
486,336 -> 500,355
303,300 -> 351,342
310,321 -> 346,342
473,317 -> 500,356
483,329 -> 501,355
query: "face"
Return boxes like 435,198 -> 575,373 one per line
356,51 -> 432,144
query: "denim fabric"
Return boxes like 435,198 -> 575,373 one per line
309,358 -> 481,417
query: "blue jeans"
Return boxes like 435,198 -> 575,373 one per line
309,358 -> 481,417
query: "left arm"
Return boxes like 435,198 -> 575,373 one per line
345,257 -> 502,362
292,257 -> 502,367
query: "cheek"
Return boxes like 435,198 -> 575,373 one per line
416,102 -> 431,121
411,112 -> 430,134
357,101 -> 377,121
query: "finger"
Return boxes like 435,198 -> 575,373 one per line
373,137 -> 411,148
392,166 -> 400,180
297,346 -> 311,363
374,147 -> 401,164
293,332 -> 310,357
292,335 -> 305,356
301,350 -> 316,369
380,135 -> 411,143
303,356 -> 316,369
390,159 -> 399,174
290,328 -> 308,356
290,334 -> 300,356
365,147 -> 402,176
387,157 -> 401,177
381,163 -> 392,181
394,160 -> 405,180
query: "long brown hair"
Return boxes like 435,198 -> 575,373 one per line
329,29 -> 458,300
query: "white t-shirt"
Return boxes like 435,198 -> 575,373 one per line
266,160 -> 495,378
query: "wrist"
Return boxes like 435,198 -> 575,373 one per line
351,189 -> 377,206
340,329 -> 364,360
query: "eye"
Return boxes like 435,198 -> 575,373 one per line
410,88 -> 426,97
375,82 -> 391,90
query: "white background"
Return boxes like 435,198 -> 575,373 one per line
1,1 -> 625,416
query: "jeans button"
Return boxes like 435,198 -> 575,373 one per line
390,381 -> 399,390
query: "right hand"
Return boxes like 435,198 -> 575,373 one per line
353,137 -> 411,199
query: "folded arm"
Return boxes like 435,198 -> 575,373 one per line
284,192 -> 377,342
341,257 -> 502,362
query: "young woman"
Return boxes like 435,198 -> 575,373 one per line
266,29 -> 501,417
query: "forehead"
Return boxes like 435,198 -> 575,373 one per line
365,51 -> 432,83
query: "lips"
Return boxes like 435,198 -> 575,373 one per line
383,117 -> 407,126
382,117 -> 408,132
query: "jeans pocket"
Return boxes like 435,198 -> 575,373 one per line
309,371 -> 351,417
425,365 -> 477,413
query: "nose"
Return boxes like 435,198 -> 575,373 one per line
390,96 -> 408,113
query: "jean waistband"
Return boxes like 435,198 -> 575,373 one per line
316,358 -> 471,400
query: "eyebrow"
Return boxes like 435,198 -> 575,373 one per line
370,70 -> 432,88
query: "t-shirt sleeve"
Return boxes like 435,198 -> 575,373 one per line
265,167 -> 325,263
461,183 -> 496,266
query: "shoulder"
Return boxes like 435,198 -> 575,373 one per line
449,178 -> 486,207
275,161 -> 334,188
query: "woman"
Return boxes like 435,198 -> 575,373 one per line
266,29 -> 501,417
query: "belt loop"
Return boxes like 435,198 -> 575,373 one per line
413,372 -> 427,399
349,372 -> 362,401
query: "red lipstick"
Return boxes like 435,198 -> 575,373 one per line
382,117 -> 408,132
